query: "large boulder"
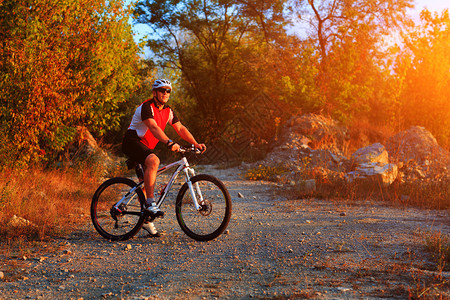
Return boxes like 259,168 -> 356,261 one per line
247,115 -> 448,192
261,114 -> 350,172
75,126 -> 99,155
7,215 -> 37,229
283,114 -> 349,155
68,126 -> 118,177
386,126 -> 450,181
351,143 -> 388,166
347,143 -> 398,186
347,162 -> 398,187
386,126 -> 449,164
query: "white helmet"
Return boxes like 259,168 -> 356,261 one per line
152,79 -> 172,90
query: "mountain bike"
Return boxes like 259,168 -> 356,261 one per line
90,146 -> 232,242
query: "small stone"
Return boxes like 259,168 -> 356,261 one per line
340,212 -> 346,216
0,271 -> 4,279
125,244 -> 132,250
337,287 -> 352,292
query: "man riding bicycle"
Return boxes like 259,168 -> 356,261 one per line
122,79 -> 206,237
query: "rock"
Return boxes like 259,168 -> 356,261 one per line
0,271 -> 4,279
75,126 -> 99,154
347,162 -> 398,187
386,126 -> 445,163
346,143 -> 398,186
7,215 -> 37,229
286,114 -> 349,155
304,179 -> 316,192
351,143 -> 388,166
254,114 -> 448,191
68,126 -> 119,177
386,126 -> 450,179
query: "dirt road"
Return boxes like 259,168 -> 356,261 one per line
1,165 -> 449,299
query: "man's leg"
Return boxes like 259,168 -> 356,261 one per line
143,154 -> 164,217
143,153 -> 159,202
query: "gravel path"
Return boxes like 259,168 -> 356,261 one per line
1,165 -> 449,299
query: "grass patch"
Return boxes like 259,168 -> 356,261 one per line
244,162 -> 449,210
0,165 -> 101,242
387,180 -> 450,210
425,231 -> 450,272
243,164 -> 289,181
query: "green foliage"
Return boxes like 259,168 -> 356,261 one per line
0,0 -> 141,167
2,0 -> 447,170
290,0 -> 414,125
134,0 -> 425,143
393,9 -> 450,148
134,0 -> 292,139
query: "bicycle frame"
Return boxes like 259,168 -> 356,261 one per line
113,156 -> 204,214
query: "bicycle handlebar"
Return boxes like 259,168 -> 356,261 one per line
178,145 -> 203,155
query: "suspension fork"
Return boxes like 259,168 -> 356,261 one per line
184,165 -> 204,211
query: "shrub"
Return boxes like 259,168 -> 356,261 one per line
244,165 -> 288,181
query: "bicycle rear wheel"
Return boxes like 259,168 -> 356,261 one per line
176,174 -> 232,241
91,177 -> 146,241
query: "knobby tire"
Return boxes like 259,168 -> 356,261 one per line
176,174 -> 232,241
91,177 -> 146,241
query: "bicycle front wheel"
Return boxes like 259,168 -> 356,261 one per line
176,174 -> 232,241
91,177 -> 146,241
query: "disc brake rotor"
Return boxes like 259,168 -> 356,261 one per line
199,199 -> 212,216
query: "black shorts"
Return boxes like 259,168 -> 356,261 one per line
122,130 -> 154,165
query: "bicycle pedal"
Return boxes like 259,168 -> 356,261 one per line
154,211 -> 165,218
144,210 -> 165,218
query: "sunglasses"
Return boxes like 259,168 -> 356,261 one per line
157,88 -> 171,94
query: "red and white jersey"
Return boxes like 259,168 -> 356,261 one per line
128,99 -> 179,149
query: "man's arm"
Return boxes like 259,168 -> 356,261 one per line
172,122 -> 206,152
143,118 -> 180,151
143,118 -> 170,144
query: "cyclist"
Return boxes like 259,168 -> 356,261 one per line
122,79 -> 206,237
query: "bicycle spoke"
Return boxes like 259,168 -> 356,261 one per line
91,178 -> 145,241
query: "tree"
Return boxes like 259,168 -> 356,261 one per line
133,0 -> 291,137
393,9 -> 450,148
0,0 -> 141,166
288,0 -> 414,124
